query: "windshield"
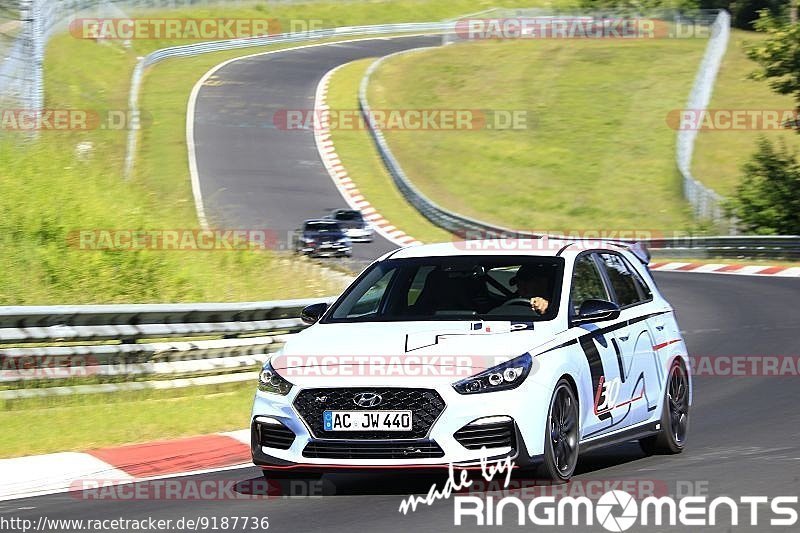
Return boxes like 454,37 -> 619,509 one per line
324,256 -> 564,323
305,222 -> 341,233
334,211 -> 362,221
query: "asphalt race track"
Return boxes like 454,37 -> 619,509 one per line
7,37 -> 800,532
8,273 -> 799,532
192,35 -> 440,262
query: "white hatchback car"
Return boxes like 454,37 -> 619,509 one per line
251,239 -> 691,481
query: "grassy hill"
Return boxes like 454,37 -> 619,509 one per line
364,36 -> 708,234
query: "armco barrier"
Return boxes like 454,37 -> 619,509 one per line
676,10 -> 731,226
0,297 -> 334,393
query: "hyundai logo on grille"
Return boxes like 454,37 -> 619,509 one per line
353,392 -> 383,408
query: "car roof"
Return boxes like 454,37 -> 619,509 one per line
388,238 -> 633,260
304,219 -> 338,224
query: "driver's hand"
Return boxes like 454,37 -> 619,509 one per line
531,297 -> 549,314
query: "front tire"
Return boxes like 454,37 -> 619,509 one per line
538,379 -> 580,482
640,359 -> 689,455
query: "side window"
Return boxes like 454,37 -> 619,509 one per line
407,266 -> 435,306
570,255 -> 608,314
629,261 -> 653,301
598,253 -> 651,307
332,268 -> 395,318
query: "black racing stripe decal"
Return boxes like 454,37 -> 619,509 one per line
579,335 -> 611,421
555,243 -> 573,256
579,336 -> 605,397
537,338 -> 578,356
611,337 -> 625,383
534,311 -> 670,358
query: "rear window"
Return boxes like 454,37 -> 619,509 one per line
334,211 -> 362,221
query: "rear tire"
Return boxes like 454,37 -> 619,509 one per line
640,359 -> 689,455
537,379 -> 580,483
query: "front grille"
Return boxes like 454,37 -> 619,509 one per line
293,388 -> 445,439
454,419 -> 516,450
255,420 -> 296,450
303,440 -> 444,459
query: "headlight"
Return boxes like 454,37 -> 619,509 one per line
258,359 -> 292,395
452,353 -> 532,395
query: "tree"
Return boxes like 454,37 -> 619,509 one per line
578,0 -> 788,29
747,10 -> 800,105
726,138 -> 800,234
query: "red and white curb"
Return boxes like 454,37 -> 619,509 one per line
0,430 -> 251,501
649,261 -> 800,277
313,65 -> 421,249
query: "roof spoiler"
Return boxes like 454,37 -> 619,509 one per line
627,241 -> 651,265
551,236 -> 651,265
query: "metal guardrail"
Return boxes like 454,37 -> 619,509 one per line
677,10 -> 731,227
648,235 -> 800,259
0,297 -> 334,390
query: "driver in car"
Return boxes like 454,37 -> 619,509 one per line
510,264 -> 550,315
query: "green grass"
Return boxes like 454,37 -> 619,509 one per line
692,29 -> 800,196
365,37 -> 709,234
0,136 -> 347,304
325,59 -> 452,243
0,383 -> 255,458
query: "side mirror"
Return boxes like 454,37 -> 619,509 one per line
300,303 -> 329,325
573,299 -> 620,325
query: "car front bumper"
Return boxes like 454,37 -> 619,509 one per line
343,229 -> 373,242
298,243 -> 351,256
250,382 -> 548,470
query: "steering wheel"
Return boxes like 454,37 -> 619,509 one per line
505,297 -> 534,307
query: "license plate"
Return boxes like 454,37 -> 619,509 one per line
323,410 -> 412,431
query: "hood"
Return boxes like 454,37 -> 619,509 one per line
272,320 -> 563,387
